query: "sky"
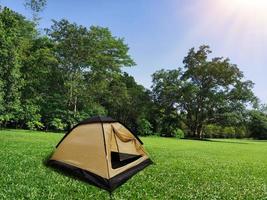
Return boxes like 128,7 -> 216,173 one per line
0,0 -> 266,103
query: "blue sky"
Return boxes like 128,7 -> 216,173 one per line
1,0 -> 266,103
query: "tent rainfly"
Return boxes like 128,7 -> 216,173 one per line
48,116 -> 153,192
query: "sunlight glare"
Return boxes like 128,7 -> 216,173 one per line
178,0 -> 267,64
233,0 -> 267,8
226,0 -> 267,12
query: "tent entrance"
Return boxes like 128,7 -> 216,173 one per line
110,124 -> 144,169
111,152 -> 142,169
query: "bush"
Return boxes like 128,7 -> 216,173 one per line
26,121 -> 44,130
49,118 -> 66,131
154,132 -> 161,137
203,124 -> 222,138
137,118 -> 153,136
159,115 -> 181,137
222,127 -> 236,138
174,128 -> 184,139
235,126 -> 247,138
203,124 -> 248,138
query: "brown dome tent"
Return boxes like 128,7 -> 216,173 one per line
48,116 -> 152,192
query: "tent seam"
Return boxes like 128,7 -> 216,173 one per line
101,122 -> 111,182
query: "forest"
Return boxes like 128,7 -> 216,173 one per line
0,6 -> 267,139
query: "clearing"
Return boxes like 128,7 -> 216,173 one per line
0,129 -> 267,199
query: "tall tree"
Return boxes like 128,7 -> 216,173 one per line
46,19 -> 135,127
20,37 -> 59,129
0,7 -> 36,127
152,45 -> 256,138
102,72 -> 153,131
182,45 -> 256,137
152,69 -> 183,136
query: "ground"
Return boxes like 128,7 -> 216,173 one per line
0,129 -> 267,200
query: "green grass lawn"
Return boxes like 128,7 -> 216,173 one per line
0,129 -> 267,200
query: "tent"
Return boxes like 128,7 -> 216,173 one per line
48,116 -> 152,192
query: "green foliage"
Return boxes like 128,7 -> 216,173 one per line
101,73 -> 153,131
1,130 -> 267,199
24,0 -> 47,13
24,0 -> 47,22
152,45 -> 256,138
48,118 -> 65,131
222,127 -> 236,138
174,128 -> 184,139
20,103 -> 42,129
151,69 -> 183,136
0,6 -> 261,139
203,124 -> 222,138
0,8 -> 151,132
44,19 -> 138,129
203,124 -> 248,138
137,118 -> 153,136
248,110 -> 267,139
26,120 -> 44,130
0,7 -> 36,127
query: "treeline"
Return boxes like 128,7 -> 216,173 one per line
0,7 -> 267,139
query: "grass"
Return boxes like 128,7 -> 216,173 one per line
0,129 -> 267,200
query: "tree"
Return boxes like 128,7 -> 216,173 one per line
181,46 -> 256,138
0,6 -> 260,138
24,0 -> 47,22
0,8 -> 145,131
0,7 -> 36,127
152,69 -> 183,136
248,110 -> 267,139
20,37 -> 59,129
46,19 -> 135,127
101,72 -> 153,131
259,104 -> 267,115
152,45 -> 256,138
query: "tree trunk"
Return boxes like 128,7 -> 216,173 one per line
197,124 -> 203,139
189,123 -> 203,139
188,124 -> 198,138
74,96 -> 77,113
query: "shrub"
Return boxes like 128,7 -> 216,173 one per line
26,121 -> 44,130
235,126 -> 247,138
174,128 -> 184,139
49,118 -> 66,131
154,132 -> 161,137
159,115 -> 181,137
222,127 -> 236,138
203,124 -> 222,138
204,124 -> 249,138
137,118 -> 153,136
